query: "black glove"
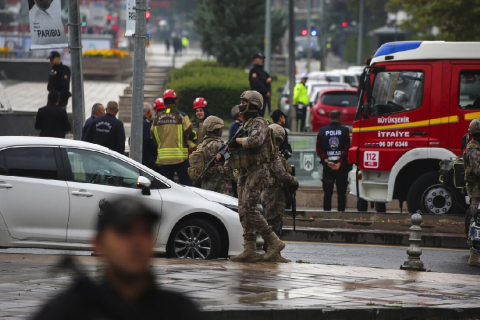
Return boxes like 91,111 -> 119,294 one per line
228,139 -> 242,149
187,132 -> 196,140
291,182 -> 299,192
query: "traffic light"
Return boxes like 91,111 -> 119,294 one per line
342,21 -> 348,28
146,11 -> 151,19
107,14 -> 112,25
81,15 -> 87,27
311,29 -> 317,36
301,29 -> 308,36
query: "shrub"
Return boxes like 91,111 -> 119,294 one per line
166,60 -> 249,121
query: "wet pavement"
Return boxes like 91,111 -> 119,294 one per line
0,253 -> 480,319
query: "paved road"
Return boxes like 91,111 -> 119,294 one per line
1,242 -> 479,275
282,242 -> 480,276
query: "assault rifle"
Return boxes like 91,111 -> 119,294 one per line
290,165 -> 297,231
196,127 -> 247,181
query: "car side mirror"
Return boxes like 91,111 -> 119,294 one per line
362,102 -> 371,119
137,176 -> 151,195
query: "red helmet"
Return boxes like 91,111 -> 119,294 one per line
193,97 -> 208,109
163,89 -> 177,100
154,98 -> 165,110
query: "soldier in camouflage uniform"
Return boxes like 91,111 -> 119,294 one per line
262,124 -> 299,237
464,118 -> 480,267
228,91 -> 286,263
188,116 -> 234,196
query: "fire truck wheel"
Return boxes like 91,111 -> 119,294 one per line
407,171 -> 465,215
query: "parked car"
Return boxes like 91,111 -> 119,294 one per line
0,137 -> 243,259
309,82 -> 350,105
311,88 -> 358,132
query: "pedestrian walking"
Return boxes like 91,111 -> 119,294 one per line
248,53 -> 271,118
82,103 -> 105,140
150,89 -> 195,186
261,124 -> 298,262
35,91 -> 71,138
181,36 -> 189,53
84,101 -> 126,155
228,90 -> 285,262
47,51 -> 71,108
173,35 -> 182,55
316,110 -> 350,212
229,105 -> 243,141
293,73 -> 309,132
271,109 -> 292,158
191,97 -> 211,146
153,97 -> 166,116
32,199 -> 201,320
165,38 -> 171,53
142,103 -> 157,169
188,116 -> 234,196
464,118 -> 480,267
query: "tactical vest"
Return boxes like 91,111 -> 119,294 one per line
188,137 -> 215,181
230,117 -> 276,170
464,139 -> 480,197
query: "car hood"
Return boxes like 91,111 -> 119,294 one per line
188,187 -> 238,206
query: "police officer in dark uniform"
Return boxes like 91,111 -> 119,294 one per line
248,52 -> 271,118
316,110 -> 350,212
84,101 -> 126,155
142,103 -> 157,169
47,51 -> 71,108
228,105 -> 243,140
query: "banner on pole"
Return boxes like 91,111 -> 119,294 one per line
28,0 -> 68,50
125,0 -> 135,37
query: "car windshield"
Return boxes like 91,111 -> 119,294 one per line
297,37 -> 319,48
371,71 -> 424,115
321,92 -> 358,106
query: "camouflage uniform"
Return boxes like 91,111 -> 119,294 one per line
262,156 -> 298,237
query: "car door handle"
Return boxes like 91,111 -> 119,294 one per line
411,131 -> 427,136
0,181 -> 12,189
71,190 -> 93,197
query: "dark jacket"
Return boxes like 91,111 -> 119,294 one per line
229,119 -> 242,141
249,64 -> 271,98
143,116 -> 157,167
35,104 -> 71,138
316,121 -> 350,169
47,62 -> 71,107
279,127 -> 292,158
84,113 -> 126,155
32,275 -> 201,320
82,116 -> 95,140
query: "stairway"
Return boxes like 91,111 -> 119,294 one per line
118,66 -> 171,123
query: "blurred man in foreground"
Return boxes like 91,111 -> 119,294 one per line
32,199 -> 201,320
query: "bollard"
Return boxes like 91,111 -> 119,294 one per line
400,210 -> 426,271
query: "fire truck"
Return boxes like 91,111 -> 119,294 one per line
349,41 -> 480,215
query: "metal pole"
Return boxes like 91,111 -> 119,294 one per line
356,0 -> 364,65
306,0 -> 311,73
320,0 -> 326,71
68,0 -> 85,140
21,0 -> 26,57
264,0 -> 272,73
130,0 -> 147,162
288,0 -> 296,131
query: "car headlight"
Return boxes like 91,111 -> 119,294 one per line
219,203 -> 238,212
319,108 -> 326,115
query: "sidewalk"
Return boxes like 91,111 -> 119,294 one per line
0,253 -> 479,319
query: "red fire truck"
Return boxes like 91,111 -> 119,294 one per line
349,41 -> 480,215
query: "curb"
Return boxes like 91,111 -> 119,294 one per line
202,306 -> 480,320
281,227 -> 468,249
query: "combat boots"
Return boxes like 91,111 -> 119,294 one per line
230,240 -> 258,263
263,232 -> 286,261
468,249 -> 480,267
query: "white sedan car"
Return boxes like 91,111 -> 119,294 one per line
0,137 -> 243,259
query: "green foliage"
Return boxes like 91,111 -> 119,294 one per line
166,60 -> 249,121
193,0 -> 287,67
386,0 -> 480,41
343,34 -> 373,63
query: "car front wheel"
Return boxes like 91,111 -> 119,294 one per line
167,219 -> 221,259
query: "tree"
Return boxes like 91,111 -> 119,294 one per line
193,0 -> 287,67
386,0 -> 480,41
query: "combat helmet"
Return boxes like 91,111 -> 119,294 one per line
269,123 -> 285,142
469,118 -> 480,135
203,116 -> 224,132
240,90 -> 263,114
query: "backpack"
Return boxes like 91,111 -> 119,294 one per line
188,137 -> 215,181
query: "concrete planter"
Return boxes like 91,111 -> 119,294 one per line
82,56 -> 133,81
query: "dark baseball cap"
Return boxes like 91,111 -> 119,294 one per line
253,52 -> 265,59
47,51 -> 61,60
97,198 -> 160,232
271,109 -> 286,123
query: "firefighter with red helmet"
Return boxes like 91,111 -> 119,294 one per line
153,97 -> 165,116
191,97 -> 211,145
150,89 -> 195,186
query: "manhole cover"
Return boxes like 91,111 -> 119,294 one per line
419,294 -> 468,301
